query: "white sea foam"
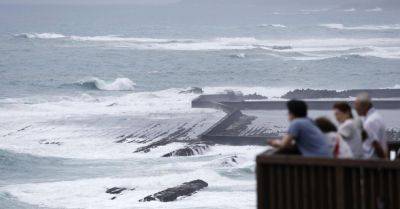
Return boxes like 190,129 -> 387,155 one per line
365,7 -> 382,12
0,85 -> 287,159
229,53 -> 246,58
0,88 -> 225,158
14,33 -> 400,59
14,33 -> 66,39
70,35 -> 173,43
77,77 -> 136,91
2,166 -> 258,209
343,8 -> 356,12
258,24 -> 287,28
320,23 -> 400,30
300,8 -> 329,13
202,86 -> 292,98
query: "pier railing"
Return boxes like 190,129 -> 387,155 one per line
256,153 -> 400,209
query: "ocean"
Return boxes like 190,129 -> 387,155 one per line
1,3 -> 400,209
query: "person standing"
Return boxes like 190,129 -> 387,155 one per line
268,100 -> 332,158
333,102 -> 364,158
354,93 -> 388,159
315,117 -> 353,158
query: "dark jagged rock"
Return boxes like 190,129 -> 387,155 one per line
38,139 -> 62,146
17,125 -> 32,132
106,187 -> 135,200
282,89 -> 343,99
243,93 -> 268,100
106,187 -> 127,194
115,123 -> 164,144
179,87 -> 203,94
220,155 -> 239,167
218,114 -> 257,136
162,143 -> 209,157
139,179 -> 208,202
282,88 -> 400,99
134,124 -> 199,153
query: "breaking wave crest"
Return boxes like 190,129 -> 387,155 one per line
75,77 -> 136,91
14,33 -> 66,39
13,33 -> 400,59
365,7 -> 382,12
320,23 -> 400,31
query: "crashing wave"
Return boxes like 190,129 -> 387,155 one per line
75,77 -> 136,91
14,33 -> 66,39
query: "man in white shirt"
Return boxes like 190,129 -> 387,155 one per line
354,93 -> 388,159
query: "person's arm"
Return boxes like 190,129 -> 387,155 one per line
372,141 -> 388,159
338,123 -> 352,139
267,134 -> 294,149
364,122 -> 388,159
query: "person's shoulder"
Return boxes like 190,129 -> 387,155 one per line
366,111 -> 384,125
340,119 -> 352,127
291,118 -> 310,125
326,132 -> 337,139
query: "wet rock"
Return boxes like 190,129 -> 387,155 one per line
243,93 -> 268,100
106,187 -> 127,194
220,156 -> 238,167
282,88 -> 400,99
179,87 -> 203,94
134,125 -> 198,153
17,125 -> 32,132
106,103 -> 118,107
162,143 -> 209,157
282,89 -> 341,99
38,139 -> 62,146
139,179 -> 208,202
106,187 -> 135,200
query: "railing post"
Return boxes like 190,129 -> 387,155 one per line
335,167 -> 345,209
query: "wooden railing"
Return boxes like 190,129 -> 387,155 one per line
256,153 -> 400,209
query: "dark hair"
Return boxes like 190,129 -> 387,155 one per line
287,100 -> 307,118
315,117 -> 337,133
333,102 -> 353,118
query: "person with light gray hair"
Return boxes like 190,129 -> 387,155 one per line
354,93 -> 388,159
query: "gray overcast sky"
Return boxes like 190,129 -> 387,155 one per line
0,0 -> 398,8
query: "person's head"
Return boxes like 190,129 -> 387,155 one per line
333,102 -> 353,123
287,100 -> 307,121
354,93 -> 373,116
315,117 -> 337,133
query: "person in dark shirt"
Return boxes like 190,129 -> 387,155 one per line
268,100 -> 332,157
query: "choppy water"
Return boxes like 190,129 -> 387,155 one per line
1,3 -> 400,209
